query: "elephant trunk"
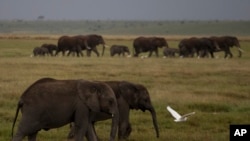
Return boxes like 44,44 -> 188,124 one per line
149,106 -> 159,138
109,107 -> 119,141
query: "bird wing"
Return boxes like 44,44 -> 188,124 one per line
166,106 -> 181,119
182,112 -> 195,118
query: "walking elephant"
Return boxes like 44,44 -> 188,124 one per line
11,78 -> 119,141
41,43 -> 57,56
68,81 -> 159,140
55,35 -> 84,57
178,37 -> 219,58
210,36 -> 242,58
72,34 -> 106,57
133,37 -> 168,57
110,45 -> 130,57
32,47 -> 49,57
163,47 -> 179,57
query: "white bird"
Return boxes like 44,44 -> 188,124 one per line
166,106 -> 195,122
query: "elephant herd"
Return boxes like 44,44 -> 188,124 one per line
32,34 -> 242,58
11,78 -> 159,141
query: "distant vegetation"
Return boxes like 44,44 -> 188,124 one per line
0,20 -> 250,36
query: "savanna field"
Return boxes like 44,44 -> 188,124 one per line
0,20 -> 250,141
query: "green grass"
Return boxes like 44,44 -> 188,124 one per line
0,38 -> 250,141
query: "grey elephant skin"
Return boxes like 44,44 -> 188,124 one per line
210,36 -> 242,58
75,34 -> 106,57
55,35 -> 84,57
178,37 -> 219,58
110,45 -> 130,57
133,36 -> 168,57
32,47 -> 49,57
69,81 -> 159,140
40,43 -> 57,56
11,78 -> 119,141
163,47 -> 179,57
55,34 -> 106,57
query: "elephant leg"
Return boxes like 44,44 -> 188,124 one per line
224,49 -> 232,58
28,132 -> 38,141
148,51 -> 153,57
228,50 -> 233,58
86,123 -> 98,141
87,50 -> 92,57
68,123 -> 75,139
118,105 -> 131,139
92,47 -> 100,57
119,122 -> 132,139
210,51 -> 215,58
155,49 -> 159,57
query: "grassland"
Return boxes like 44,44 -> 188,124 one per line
1,20 -> 250,37
0,35 -> 250,141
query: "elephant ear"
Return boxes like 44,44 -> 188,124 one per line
77,81 -> 100,112
119,81 -> 139,108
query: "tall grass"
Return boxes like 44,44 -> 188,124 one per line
0,38 -> 250,141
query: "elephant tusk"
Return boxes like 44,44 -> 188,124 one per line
238,48 -> 245,52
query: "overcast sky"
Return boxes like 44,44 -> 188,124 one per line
0,0 -> 249,21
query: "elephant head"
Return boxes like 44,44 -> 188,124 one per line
225,36 -> 242,57
86,34 -> 106,56
118,81 -> 159,138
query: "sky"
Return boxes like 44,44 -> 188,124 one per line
0,0 -> 250,21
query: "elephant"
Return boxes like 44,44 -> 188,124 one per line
55,35 -> 84,57
110,45 -> 130,57
210,36 -> 242,58
178,37 -> 219,58
163,47 -> 179,57
133,36 -> 168,57
41,43 -> 57,56
32,47 -> 49,57
68,81 -> 159,140
11,78 -> 119,141
67,34 -> 106,57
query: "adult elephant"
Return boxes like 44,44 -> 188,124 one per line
32,47 -> 49,57
11,78 -> 119,141
68,81 -> 159,140
41,43 -> 57,56
72,34 -> 106,57
110,45 -> 130,57
210,36 -> 242,58
133,36 -> 168,57
55,36 -> 84,57
178,37 -> 219,58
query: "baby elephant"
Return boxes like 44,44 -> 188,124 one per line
163,47 -> 179,57
110,45 -> 130,57
32,47 -> 49,57
41,43 -> 57,56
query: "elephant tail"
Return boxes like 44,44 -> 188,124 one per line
11,100 -> 23,138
